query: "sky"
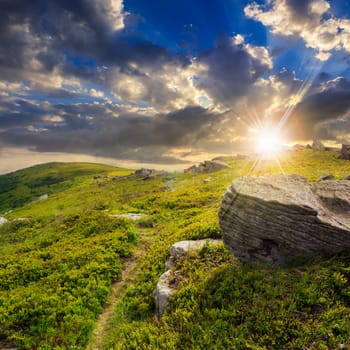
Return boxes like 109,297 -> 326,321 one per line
1,0 -> 350,173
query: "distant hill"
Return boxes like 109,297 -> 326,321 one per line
0,150 -> 350,349
0,162 -> 131,213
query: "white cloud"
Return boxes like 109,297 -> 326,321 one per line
108,62 -> 207,112
90,88 -> 105,98
93,0 -> 126,31
42,115 -> 64,123
245,0 -> 350,61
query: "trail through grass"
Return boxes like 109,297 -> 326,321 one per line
86,230 -> 154,350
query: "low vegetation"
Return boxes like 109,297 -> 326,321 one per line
0,151 -> 349,349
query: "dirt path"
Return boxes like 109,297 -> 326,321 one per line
86,232 -> 151,350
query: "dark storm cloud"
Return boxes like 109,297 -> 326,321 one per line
196,36 -> 272,106
0,0 -> 174,83
286,77 -> 350,140
0,97 -> 227,161
296,78 -> 350,124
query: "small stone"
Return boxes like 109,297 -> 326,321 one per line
154,270 -> 174,317
184,160 -> 231,174
110,213 -> 146,221
0,216 -> 8,226
37,194 -> 48,201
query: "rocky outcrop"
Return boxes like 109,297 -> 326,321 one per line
184,160 -> 231,174
134,168 -> 169,180
219,174 -> 350,266
339,143 -> 350,160
155,270 -> 173,318
155,239 -> 222,317
135,168 -> 155,176
312,139 -> 325,151
165,239 -> 222,270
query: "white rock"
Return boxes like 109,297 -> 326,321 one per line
166,239 -> 222,269
37,194 -> 48,201
0,216 -> 8,226
154,270 -> 174,317
155,239 -> 222,317
110,213 -> 146,221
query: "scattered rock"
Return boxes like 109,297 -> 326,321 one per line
342,175 -> 350,180
13,217 -> 30,222
203,177 -> 212,184
312,139 -> 325,151
93,175 -> 102,179
155,270 -> 173,317
165,239 -> 222,270
184,160 -> 231,174
135,168 -> 155,176
184,165 -> 197,173
37,194 -> 48,201
110,213 -> 146,221
316,174 -> 334,182
292,144 -> 307,151
0,216 -> 8,226
339,143 -> 350,160
155,239 -> 222,317
219,174 -> 350,266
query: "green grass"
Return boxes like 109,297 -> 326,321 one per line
0,150 -> 350,349
119,249 -> 350,350
0,162 -> 131,214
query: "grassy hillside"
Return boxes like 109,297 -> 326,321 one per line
0,150 -> 350,349
0,162 -> 131,214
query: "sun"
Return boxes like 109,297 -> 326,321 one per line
255,129 -> 283,158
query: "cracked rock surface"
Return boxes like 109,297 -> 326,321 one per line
219,174 -> 350,266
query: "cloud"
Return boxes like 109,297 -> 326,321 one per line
274,76 -> 350,141
1,0 -> 350,166
90,89 -> 105,99
0,0 -> 169,85
0,95 -> 238,162
194,35 -> 272,108
245,0 -> 350,60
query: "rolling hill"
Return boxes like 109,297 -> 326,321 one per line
0,150 -> 350,350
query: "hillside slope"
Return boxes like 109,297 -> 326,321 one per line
0,151 -> 350,349
0,162 -> 131,213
